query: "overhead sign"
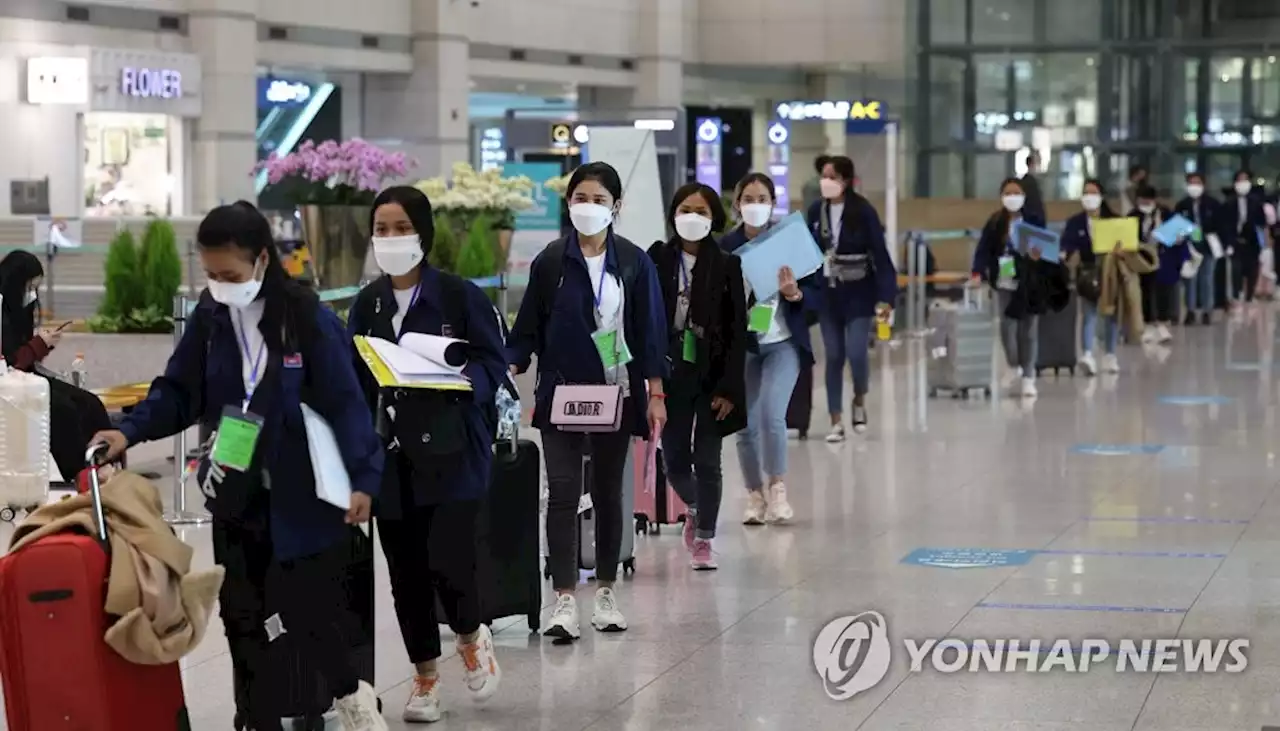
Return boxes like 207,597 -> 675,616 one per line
121,67 -> 182,99
258,77 -> 312,107
694,117 -> 722,192
766,120 -> 790,217
26,57 -> 88,105
775,99 -> 890,134
550,123 -> 572,147
902,548 -> 1036,569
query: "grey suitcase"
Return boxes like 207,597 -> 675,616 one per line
928,288 -> 996,398
542,436 -> 637,579
1036,292 -> 1078,376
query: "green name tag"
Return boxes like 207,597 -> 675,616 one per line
591,327 -> 633,370
682,330 -> 697,363
211,406 -> 264,472
1191,226 -> 1203,243
748,303 -> 775,334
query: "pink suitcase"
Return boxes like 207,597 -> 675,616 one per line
632,436 -> 688,535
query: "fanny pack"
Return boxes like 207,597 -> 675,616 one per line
829,253 -> 871,282
550,384 -> 624,432
384,389 -> 468,464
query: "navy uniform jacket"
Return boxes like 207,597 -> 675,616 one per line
806,194 -> 898,321
1060,211 -> 1102,267
719,225 -> 821,366
346,267 -> 506,513
507,231 -> 668,438
1173,194 -> 1222,257
1219,193 -> 1268,247
118,294 -> 383,561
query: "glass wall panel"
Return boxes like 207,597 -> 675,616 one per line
928,0 -> 967,44
929,56 -> 968,146
974,54 -> 1010,148
929,152 -> 966,197
1253,56 -> 1280,119
974,153 -> 1012,193
1045,0 -> 1103,43
969,0 -> 1034,44
1208,57 -> 1247,132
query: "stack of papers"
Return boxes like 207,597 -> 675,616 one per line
1153,215 -> 1196,247
354,336 -> 471,390
736,212 -> 825,301
1011,221 -> 1062,263
398,332 -> 468,371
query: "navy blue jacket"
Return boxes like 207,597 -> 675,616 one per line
1218,193 -> 1268,248
805,194 -> 898,320
346,267 -> 506,511
507,231 -> 669,438
1129,206 -> 1190,286
119,295 -> 383,561
1173,195 -> 1222,253
720,225 -> 820,367
1060,211 -> 1101,267
971,210 -> 1047,276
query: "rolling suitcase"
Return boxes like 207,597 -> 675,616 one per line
633,438 -> 687,535
0,445 -> 189,731
928,288 -> 996,398
786,363 -> 815,438
576,434 -> 637,576
1035,292 -> 1079,376
439,433 -> 543,633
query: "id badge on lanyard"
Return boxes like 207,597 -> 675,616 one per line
748,301 -> 776,334
212,313 -> 267,472
590,266 -> 633,370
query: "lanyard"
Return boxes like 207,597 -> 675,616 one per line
235,310 -> 268,410
678,254 -> 691,294
592,263 -> 607,311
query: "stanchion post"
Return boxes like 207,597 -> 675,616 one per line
905,232 -> 918,334
163,293 -> 211,526
914,233 -> 928,337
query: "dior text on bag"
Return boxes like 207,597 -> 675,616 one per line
550,384 -> 624,433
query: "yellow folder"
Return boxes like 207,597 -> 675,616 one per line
1092,217 -> 1140,254
353,335 -> 472,391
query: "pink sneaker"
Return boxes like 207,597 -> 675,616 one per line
682,513 -> 696,553
690,539 -> 718,571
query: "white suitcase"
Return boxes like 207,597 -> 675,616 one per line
0,368 -> 51,521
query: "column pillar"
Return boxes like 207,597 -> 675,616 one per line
188,0 -> 258,212
634,0 -> 684,109
364,0 -> 470,179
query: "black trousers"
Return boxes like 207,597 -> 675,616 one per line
1235,240 -> 1262,302
661,368 -> 723,539
47,375 -> 111,480
1141,274 -> 1178,324
378,500 -> 483,664
214,518 -> 362,730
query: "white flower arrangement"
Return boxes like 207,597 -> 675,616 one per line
415,162 -> 535,228
544,173 -> 571,196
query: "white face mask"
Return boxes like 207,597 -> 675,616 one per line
1002,194 -> 1026,213
569,203 -> 614,237
22,289 -> 37,307
371,234 -> 424,276
673,213 -> 712,242
208,258 -> 264,310
1138,203 -> 1156,215
1236,181 -> 1253,196
739,203 -> 773,228
1081,194 -> 1102,212
1187,184 -> 1204,199
819,178 -> 844,200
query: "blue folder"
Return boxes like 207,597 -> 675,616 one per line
735,212 -> 826,301
1153,214 -> 1195,247
1011,220 -> 1061,263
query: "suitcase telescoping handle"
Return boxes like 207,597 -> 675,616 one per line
84,444 -> 110,542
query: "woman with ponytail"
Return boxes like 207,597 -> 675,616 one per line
90,201 -> 388,730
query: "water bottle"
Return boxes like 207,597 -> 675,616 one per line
71,353 -> 87,389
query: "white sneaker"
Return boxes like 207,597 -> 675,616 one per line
1141,325 -> 1158,344
851,405 -> 868,434
1020,377 -> 1038,398
743,490 -> 767,525
458,624 -> 501,704
591,587 -> 628,632
1157,323 -> 1173,343
765,482 -> 794,523
825,424 -> 846,443
334,680 -> 388,731
1002,365 -> 1024,389
1101,353 -> 1120,374
543,594 -> 581,640
1078,351 -> 1097,377
402,674 -> 443,724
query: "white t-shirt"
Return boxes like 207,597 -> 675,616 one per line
744,278 -> 792,346
391,284 -> 416,336
229,300 -> 267,400
584,251 -> 629,388
828,202 -> 846,243
674,250 -> 696,331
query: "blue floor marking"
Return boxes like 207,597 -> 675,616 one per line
1081,516 -> 1250,525
1070,443 -> 1165,455
1037,549 -> 1228,559
903,547 -> 1226,567
976,602 -> 1187,614
1159,395 -> 1233,406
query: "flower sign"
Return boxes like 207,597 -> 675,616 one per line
253,138 -> 414,206
415,162 -> 535,231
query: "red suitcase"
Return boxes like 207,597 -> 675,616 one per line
0,447 -> 189,731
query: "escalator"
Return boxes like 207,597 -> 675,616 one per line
254,81 -> 335,194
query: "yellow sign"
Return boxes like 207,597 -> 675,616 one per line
1092,217 -> 1140,254
850,101 -> 882,121
551,123 -> 571,145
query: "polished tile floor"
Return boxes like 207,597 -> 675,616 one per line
6,309 -> 1280,729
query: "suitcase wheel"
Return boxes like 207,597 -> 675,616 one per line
0,506 -> 15,522
528,613 -> 540,633
798,430 -> 808,440
543,562 -> 553,580
622,557 -> 636,575
928,388 -> 939,398
648,522 -> 660,535
634,514 -> 648,535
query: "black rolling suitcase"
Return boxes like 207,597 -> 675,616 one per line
1035,293 -> 1078,376
786,363 -> 815,439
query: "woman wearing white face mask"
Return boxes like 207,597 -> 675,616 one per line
92,201 -> 387,730
971,177 -> 1067,397
1222,170 -> 1269,305
1174,172 -> 1222,324
645,182 -> 746,569
1062,179 -> 1124,375
346,186 -> 509,721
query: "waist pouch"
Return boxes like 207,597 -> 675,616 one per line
830,253 -> 871,282
385,388 -> 469,466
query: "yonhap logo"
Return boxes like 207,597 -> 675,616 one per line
812,611 -> 892,700
563,400 -> 604,417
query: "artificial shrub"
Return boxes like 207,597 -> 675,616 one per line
455,214 -> 496,280
428,219 -> 459,273
99,229 -> 142,317
139,219 -> 182,313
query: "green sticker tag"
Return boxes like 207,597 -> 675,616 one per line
1191,226 -> 1203,243
682,330 -> 697,363
212,408 -> 264,472
591,328 -> 633,370
748,303 -> 775,334
997,255 -> 1017,290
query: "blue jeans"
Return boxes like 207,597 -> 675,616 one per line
1080,299 -> 1119,355
737,340 -> 801,492
818,312 -> 873,414
1185,256 -> 1215,313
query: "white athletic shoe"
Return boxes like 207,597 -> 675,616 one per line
1078,351 -> 1097,377
334,681 -> 388,731
743,490 -> 768,525
402,674 -> 443,724
851,405 -> 868,434
1002,365 -> 1024,389
765,482 -> 794,523
543,594 -> 581,640
1101,353 -> 1120,374
825,424 -> 846,443
591,587 -> 628,632
458,624 -> 501,704
1141,325 -> 1159,344
1157,323 -> 1173,343
1020,377 -> 1038,399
